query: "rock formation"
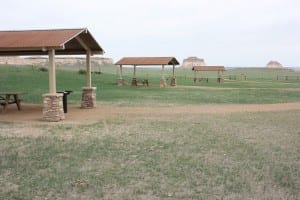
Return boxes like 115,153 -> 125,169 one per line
266,60 -> 283,68
182,57 -> 206,68
0,56 -> 113,67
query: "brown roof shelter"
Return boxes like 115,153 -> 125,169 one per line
192,66 -> 225,83
192,66 -> 225,71
0,28 -> 103,55
115,57 -> 179,65
115,57 -> 180,87
0,28 -> 104,121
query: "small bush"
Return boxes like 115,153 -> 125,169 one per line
39,67 -> 48,72
78,69 -> 86,75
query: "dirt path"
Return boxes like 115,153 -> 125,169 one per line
1,102 -> 300,125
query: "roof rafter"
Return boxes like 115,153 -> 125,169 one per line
75,36 -> 91,53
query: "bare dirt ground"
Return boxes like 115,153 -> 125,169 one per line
1,102 -> 300,125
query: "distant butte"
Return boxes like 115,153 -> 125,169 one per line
182,56 -> 206,68
266,60 -> 283,68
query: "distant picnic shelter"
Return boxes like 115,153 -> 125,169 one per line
192,66 -> 225,83
115,57 -> 180,87
0,28 -> 104,121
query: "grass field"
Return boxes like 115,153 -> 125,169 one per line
0,64 -> 300,199
0,64 -> 300,105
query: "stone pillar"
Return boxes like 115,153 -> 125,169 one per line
42,93 -> 65,122
118,78 -> 125,86
170,77 -> 176,86
81,87 -> 97,108
160,79 -> 167,88
131,78 -> 137,86
160,64 -> 166,88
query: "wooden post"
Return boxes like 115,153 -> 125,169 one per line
48,49 -> 56,94
160,64 -> 166,87
133,65 -> 136,78
86,51 -> 92,87
221,71 -> 224,82
117,64 -> 125,86
161,64 -> 165,78
172,65 -> 175,78
170,64 -> 176,86
131,65 -> 137,86
120,65 -> 123,79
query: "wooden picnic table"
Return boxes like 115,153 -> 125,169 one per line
0,92 -> 26,112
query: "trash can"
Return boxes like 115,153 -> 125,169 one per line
58,90 -> 73,113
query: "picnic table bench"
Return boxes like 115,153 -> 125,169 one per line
0,92 -> 25,112
131,78 -> 149,87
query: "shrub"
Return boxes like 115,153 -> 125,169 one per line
78,69 -> 86,75
39,67 -> 48,72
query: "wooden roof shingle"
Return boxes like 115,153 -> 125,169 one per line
115,57 -> 180,66
0,28 -> 104,56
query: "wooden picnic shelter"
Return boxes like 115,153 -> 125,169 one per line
115,57 -> 180,87
0,28 -> 104,121
192,66 -> 225,83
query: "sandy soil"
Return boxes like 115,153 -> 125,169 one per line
1,102 -> 300,125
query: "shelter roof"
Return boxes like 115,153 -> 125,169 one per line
192,66 -> 225,71
0,28 -> 104,56
115,57 -> 180,66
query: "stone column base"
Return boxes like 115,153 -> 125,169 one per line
42,93 -> 65,122
81,87 -> 96,109
217,77 -> 224,83
117,78 -> 125,86
170,77 -> 176,86
160,79 -> 167,88
131,78 -> 137,86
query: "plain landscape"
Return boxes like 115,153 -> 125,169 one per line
0,64 -> 300,199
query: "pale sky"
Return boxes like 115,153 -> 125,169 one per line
1,0 -> 299,67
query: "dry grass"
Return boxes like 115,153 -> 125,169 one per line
0,108 -> 299,199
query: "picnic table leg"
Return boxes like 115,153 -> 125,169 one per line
13,94 -> 21,110
2,94 -> 10,112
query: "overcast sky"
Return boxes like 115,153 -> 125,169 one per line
1,0 -> 299,66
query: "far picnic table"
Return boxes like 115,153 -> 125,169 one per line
0,92 -> 26,112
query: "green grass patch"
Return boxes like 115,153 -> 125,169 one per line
1,65 -> 299,105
